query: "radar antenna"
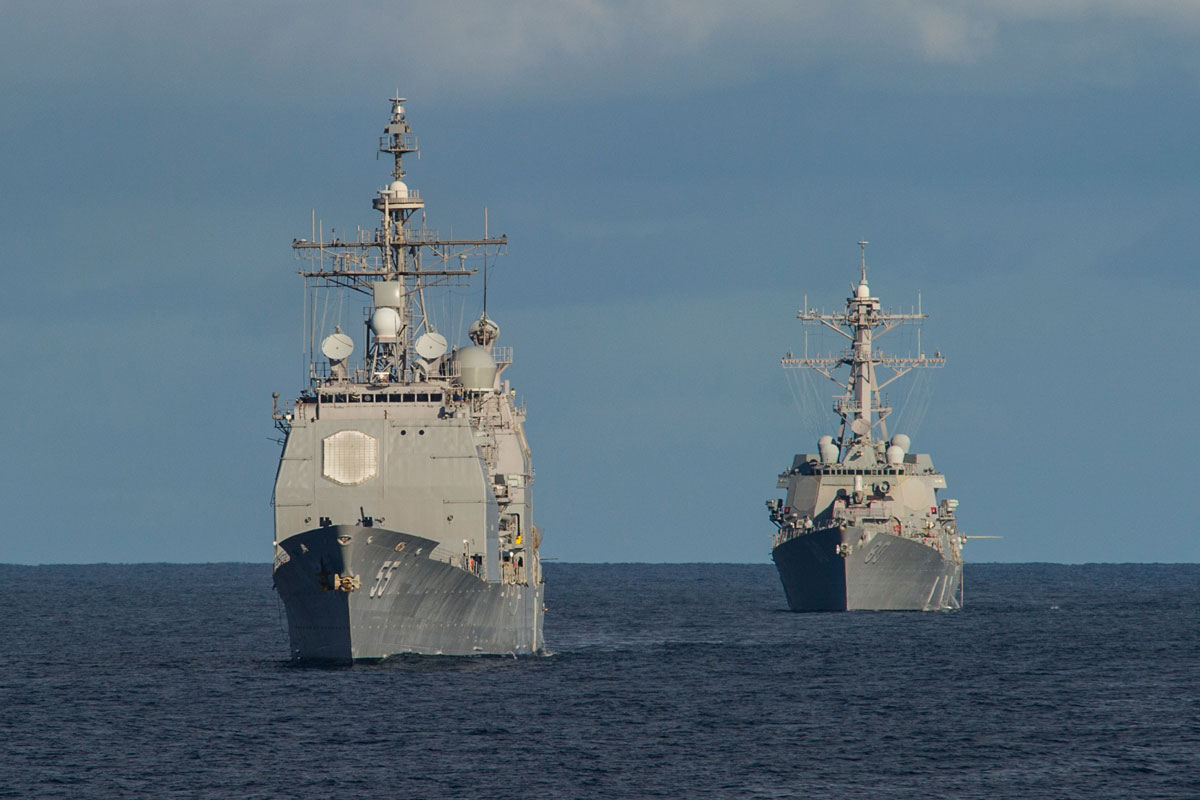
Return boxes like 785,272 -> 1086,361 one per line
482,207 -> 489,321
291,96 -> 507,386
782,242 -> 944,464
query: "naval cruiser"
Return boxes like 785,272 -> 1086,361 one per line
270,97 -> 543,660
767,243 -> 964,611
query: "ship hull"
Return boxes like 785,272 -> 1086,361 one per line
771,526 -> 961,611
273,525 -> 544,661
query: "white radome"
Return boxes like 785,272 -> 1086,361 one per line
370,307 -> 402,340
453,345 -> 498,392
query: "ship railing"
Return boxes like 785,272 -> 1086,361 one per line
379,133 -> 418,152
378,187 -> 422,201
435,350 -> 510,375
271,395 -> 294,435
772,518 -> 840,548
310,362 -> 372,384
305,350 -> 512,386
397,227 -> 440,244
420,349 -> 510,373
500,557 -> 528,585
835,398 -> 865,415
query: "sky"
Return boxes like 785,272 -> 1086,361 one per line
2,1 -> 1198,565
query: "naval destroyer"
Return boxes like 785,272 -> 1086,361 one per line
767,244 -> 964,611
270,97 -> 544,660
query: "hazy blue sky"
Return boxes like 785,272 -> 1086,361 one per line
3,1 -> 1198,564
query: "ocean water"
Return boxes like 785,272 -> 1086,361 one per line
1,563 -> 1197,799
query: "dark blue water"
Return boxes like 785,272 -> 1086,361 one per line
1,563 -> 1197,798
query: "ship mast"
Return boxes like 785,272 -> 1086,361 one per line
370,96 -> 424,380
783,242 -> 944,463
292,97 -> 508,387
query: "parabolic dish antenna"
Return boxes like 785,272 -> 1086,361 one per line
850,418 -> 870,436
321,332 -> 354,361
414,331 -> 448,360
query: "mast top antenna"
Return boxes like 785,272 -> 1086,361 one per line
858,240 -> 869,283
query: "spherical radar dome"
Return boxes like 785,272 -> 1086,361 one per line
453,345 -> 497,392
468,316 -> 500,346
370,307 -> 402,340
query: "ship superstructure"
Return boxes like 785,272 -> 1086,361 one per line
767,243 -> 964,611
270,97 -> 543,659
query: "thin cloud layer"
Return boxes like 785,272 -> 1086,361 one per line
5,1 -> 1200,109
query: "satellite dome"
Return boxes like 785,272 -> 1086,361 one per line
886,445 -> 905,465
453,345 -> 497,392
468,316 -> 500,346
891,434 -> 911,452
856,281 -> 870,298
388,180 -> 409,198
370,307 -> 402,340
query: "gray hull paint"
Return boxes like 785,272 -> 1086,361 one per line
274,525 -> 544,661
771,527 -> 961,611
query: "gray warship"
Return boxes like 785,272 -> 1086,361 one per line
767,243 -> 964,611
270,97 -> 544,660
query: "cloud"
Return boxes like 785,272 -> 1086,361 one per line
5,0 -> 1200,112
910,6 -> 998,63
372,1 -> 1200,94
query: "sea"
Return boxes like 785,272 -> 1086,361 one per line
1,563 -> 1196,799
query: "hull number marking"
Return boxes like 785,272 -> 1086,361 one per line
369,561 -> 400,597
864,539 -> 891,564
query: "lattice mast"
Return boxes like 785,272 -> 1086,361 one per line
782,242 -> 944,461
292,97 -> 507,386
